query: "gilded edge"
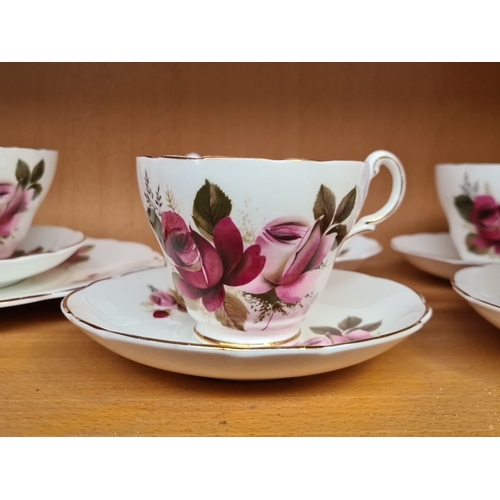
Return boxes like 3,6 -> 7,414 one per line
0,230 -> 86,262
450,280 -> 500,311
60,269 -> 433,352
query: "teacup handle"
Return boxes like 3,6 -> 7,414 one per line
347,150 -> 406,238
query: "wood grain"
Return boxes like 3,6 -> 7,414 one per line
1,63 -> 500,436
1,254 -> 500,436
2,63 -> 500,249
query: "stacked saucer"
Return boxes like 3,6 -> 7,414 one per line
0,147 -> 165,306
0,235 -> 165,308
391,162 -> 500,332
390,232 -> 482,280
0,225 -> 86,288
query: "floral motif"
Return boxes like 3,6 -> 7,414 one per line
243,217 -> 336,303
0,184 -> 33,238
145,285 -> 186,318
303,316 -> 382,346
142,176 -> 357,332
454,174 -> 500,255
161,211 -> 265,312
0,159 -> 45,241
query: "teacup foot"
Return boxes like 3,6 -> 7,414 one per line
194,323 -> 301,349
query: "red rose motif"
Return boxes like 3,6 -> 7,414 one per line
469,195 -> 500,253
161,211 -> 265,312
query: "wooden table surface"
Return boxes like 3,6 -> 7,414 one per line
2,249 -> 499,437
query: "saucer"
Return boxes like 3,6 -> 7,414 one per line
0,237 -> 164,308
0,225 -> 86,288
452,264 -> 500,330
391,232 -> 482,279
61,267 -> 432,381
335,235 -> 383,271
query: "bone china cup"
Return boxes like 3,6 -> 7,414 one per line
436,163 -> 500,263
0,147 -> 58,259
137,151 -> 406,347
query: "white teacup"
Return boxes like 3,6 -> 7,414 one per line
436,163 -> 500,263
0,147 -> 58,259
137,151 -> 406,347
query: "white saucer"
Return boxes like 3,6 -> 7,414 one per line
0,237 -> 165,307
335,235 -> 383,271
452,264 -> 500,330
391,232 -> 482,279
0,225 -> 86,288
61,267 -> 432,381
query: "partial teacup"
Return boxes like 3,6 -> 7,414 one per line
436,163 -> 500,263
137,151 -> 406,347
0,147 -> 58,259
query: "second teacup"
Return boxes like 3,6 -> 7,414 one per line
436,163 -> 500,263
137,150 -> 406,347
0,147 -> 58,259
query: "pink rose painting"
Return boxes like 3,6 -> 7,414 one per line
243,217 -> 336,303
454,175 -> 500,255
0,183 -> 33,237
0,159 -> 45,243
142,176 -> 357,332
146,285 -> 187,319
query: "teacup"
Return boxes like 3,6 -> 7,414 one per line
137,150 -> 406,347
0,147 -> 58,259
436,163 -> 500,263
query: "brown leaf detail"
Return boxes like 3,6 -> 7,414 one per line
16,159 -> 30,188
214,291 -> 248,331
356,320 -> 382,332
192,180 -> 232,239
465,233 -> 489,254
30,159 -> 45,184
327,223 -> 347,245
313,184 -> 336,233
310,326 -> 342,336
334,187 -> 357,224
338,316 -> 362,330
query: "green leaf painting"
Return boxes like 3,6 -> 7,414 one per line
30,160 -> 45,184
334,187 -> 357,224
16,160 -> 31,188
192,180 -> 232,240
313,184 -> 336,233
30,183 -> 43,200
454,194 -> 474,223
327,223 -> 347,244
